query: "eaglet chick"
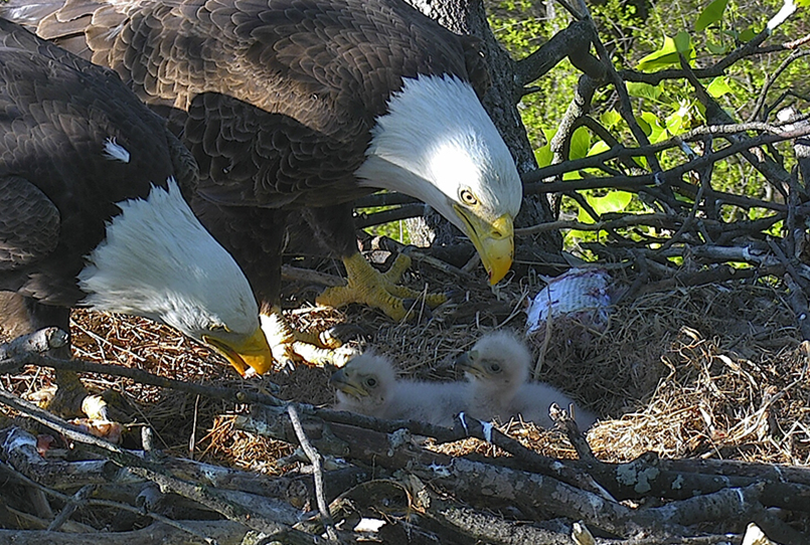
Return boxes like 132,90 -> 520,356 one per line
330,351 -> 466,426
457,331 -> 597,429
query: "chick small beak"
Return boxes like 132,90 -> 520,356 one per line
203,327 -> 274,377
454,207 -> 514,285
455,350 -> 484,378
330,369 -> 368,398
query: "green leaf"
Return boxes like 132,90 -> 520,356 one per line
706,76 -> 733,97
637,33 -> 696,71
565,229 -> 593,246
674,31 -> 692,53
639,111 -> 668,143
695,0 -> 728,32
577,203 -> 595,223
586,190 -> 633,216
588,140 -> 610,156
534,144 -> 553,168
693,101 -> 707,124
600,110 -> 622,129
569,126 -> 591,160
738,27 -> 756,42
637,115 -> 651,136
627,82 -> 663,101
665,110 -> 685,135
706,41 -> 727,54
797,0 -> 810,7
637,35 -> 680,70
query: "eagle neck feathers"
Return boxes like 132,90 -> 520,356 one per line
78,179 -> 258,336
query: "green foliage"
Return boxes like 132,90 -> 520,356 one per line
578,191 -> 634,223
489,1 -> 581,147
705,76 -> 733,97
695,0 -> 729,31
637,33 -> 696,70
488,0 -> 807,258
360,202 -> 411,244
569,126 -> 592,160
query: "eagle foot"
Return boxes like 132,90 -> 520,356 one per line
260,311 -> 356,370
34,373 -> 127,443
316,252 -> 447,321
40,369 -> 88,418
68,394 -> 124,444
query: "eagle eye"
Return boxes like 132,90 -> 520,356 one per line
365,377 -> 378,388
460,189 -> 477,206
489,362 -> 502,373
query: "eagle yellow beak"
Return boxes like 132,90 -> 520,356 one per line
329,369 -> 368,398
203,327 -> 274,377
454,206 -> 514,285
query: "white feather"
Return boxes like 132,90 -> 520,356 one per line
102,138 -> 130,163
334,352 -> 466,426
78,178 -> 259,339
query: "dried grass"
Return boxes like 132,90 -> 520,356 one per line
3,265 -> 809,471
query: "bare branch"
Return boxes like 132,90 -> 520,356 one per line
516,20 -> 604,88
0,328 -> 68,363
0,353 -> 284,407
287,405 -> 338,542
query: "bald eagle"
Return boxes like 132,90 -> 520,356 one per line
331,351 -> 466,426
457,331 -> 597,429
3,0 -> 523,363
0,19 -> 273,387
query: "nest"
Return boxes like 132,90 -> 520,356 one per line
2,261 -> 809,543
5,264 -> 807,466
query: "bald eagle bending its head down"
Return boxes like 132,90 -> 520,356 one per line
2,0 -> 523,363
0,19 -> 273,378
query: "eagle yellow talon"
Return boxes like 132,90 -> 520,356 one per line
316,252 -> 446,321
260,309 -> 352,368
43,370 -> 89,418
382,253 -> 413,280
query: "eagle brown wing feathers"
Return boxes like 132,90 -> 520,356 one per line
0,17 -> 191,305
18,0 -> 485,206
3,0 -> 493,311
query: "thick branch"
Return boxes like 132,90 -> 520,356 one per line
516,20 -> 604,88
0,521 -> 250,545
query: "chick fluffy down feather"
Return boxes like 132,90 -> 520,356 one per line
332,351 -> 466,426
460,331 -> 597,429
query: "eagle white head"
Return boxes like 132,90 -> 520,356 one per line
356,74 -> 522,284
78,177 -> 273,376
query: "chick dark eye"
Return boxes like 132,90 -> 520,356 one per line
366,377 -> 377,388
490,363 -> 501,373
460,189 -> 477,205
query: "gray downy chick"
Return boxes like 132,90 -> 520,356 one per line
331,351 -> 466,426
457,331 -> 597,429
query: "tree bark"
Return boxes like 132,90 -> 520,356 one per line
0,521 -> 251,545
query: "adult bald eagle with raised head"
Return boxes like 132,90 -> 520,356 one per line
0,18 -> 273,404
3,0 -> 523,364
